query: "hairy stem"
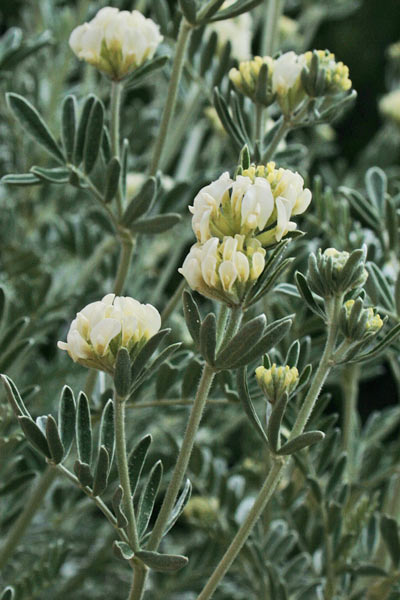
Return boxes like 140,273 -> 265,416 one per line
114,233 -> 135,296
196,296 -> 342,600
341,362 -> 360,481
261,0 -> 284,56
110,80 -> 123,216
262,117 -> 289,162
150,18 -> 192,175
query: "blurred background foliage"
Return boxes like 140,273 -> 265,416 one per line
1,1 -> 400,599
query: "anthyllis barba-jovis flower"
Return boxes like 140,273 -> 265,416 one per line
189,163 -> 312,247
69,7 -> 163,81
57,294 -> 161,373
178,235 -> 266,305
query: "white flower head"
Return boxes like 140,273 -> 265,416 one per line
179,235 -> 265,306
69,7 -> 163,80
58,294 -> 161,373
272,51 -> 305,94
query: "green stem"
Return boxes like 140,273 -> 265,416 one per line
114,233 -> 134,296
321,502 -> 336,599
196,296 -> 342,600
261,0 -> 284,56
150,18 -> 192,175
129,563 -> 149,600
0,466 -> 56,569
114,395 -> 140,552
110,80 -> 123,216
161,279 -> 186,323
341,362 -> 360,481
255,104 -> 265,158
216,305 -> 229,352
147,363 -> 216,551
262,117 -> 289,163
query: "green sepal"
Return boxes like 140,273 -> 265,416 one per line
183,291 -> 201,346
136,550 -> 188,572
267,392 -> 289,453
6,92 -> 64,164
137,460 -> 163,538
276,430 -> 325,455
104,157 -> 121,203
58,385 -> 76,459
113,541 -> 134,561
128,434 -> 152,498
76,391 -> 92,465
61,95 -> 77,163
45,414 -> 65,464
83,99 -> 104,174
237,366 -> 269,447
380,514 -> 400,568
73,460 -> 93,487
18,415 -> 51,458
114,348 -> 131,398
199,313 -> 217,366
216,314 -> 266,368
121,177 -> 157,225
129,213 -> 181,234
112,486 -> 129,528
92,446 -> 110,497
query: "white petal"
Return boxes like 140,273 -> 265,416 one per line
219,261 -> 238,292
90,318 -> 121,356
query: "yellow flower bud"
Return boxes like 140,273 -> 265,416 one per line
255,363 -> 299,404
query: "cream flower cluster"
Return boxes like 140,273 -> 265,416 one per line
179,235 -> 265,305
58,294 -> 161,373
189,162 -> 311,246
208,0 -> 252,61
69,7 -> 163,80
255,363 -> 299,404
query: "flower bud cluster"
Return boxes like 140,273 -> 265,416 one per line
179,235 -> 265,306
69,7 -> 163,80
340,299 -> 383,341
255,363 -> 299,404
189,162 -> 311,246
230,49 -> 352,115
307,248 -> 368,299
58,294 -> 161,373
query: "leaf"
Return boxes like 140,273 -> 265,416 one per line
76,392 -> 92,465
1,173 -> 41,185
99,399 -> 114,467
137,460 -> 163,538
58,385 -> 76,458
209,0 -> 263,21
131,329 -> 171,382
18,416 -> 51,458
267,393 -> 289,453
112,486 -> 128,528
46,415 -> 65,463
92,446 -> 110,496
130,213 -> 181,234
164,479 -> 192,537
316,428 -> 340,476
213,87 -> 243,149
134,343 -> 182,389
352,564 -> 388,577
237,367 -> 269,447
295,272 -> 325,318
365,166 -> 386,212
61,95 -> 77,163
380,514 -> 400,568
73,460 -> 93,487
113,541 -> 134,561
6,93 -> 64,163
326,453 -> 347,495
351,323 -> 400,363
114,348 -> 131,398
83,99 -> 104,174
179,0 -> 197,23
216,315 -> 266,368
199,313 -> 217,366
75,95 -> 95,165
0,587 -> 15,600
182,291 -> 201,346
136,550 -> 188,572
276,431 -> 325,455
30,166 -> 70,183
104,157 -> 121,203
125,55 -> 169,89
121,177 -> 157,225
128,434 -> 152,497
1,374 -> 30,417
0,471 -> 36,496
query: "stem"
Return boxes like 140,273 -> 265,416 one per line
0,466 -> 56,569
261,0 -> 284,56
216,305 -> 229,352
110,80 -> 123,216
114,395 -> 140,552
255,104 -> 265,158
129,563 -> 149,600
147,363 -> 216,551
321,502 -> 336,600
341,362 -> 360,481
262,117 -> 289,163
161,279 -> 186,323
196,296 -> 342,600
149,18 -> 192,175
114,233 -> 134,296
